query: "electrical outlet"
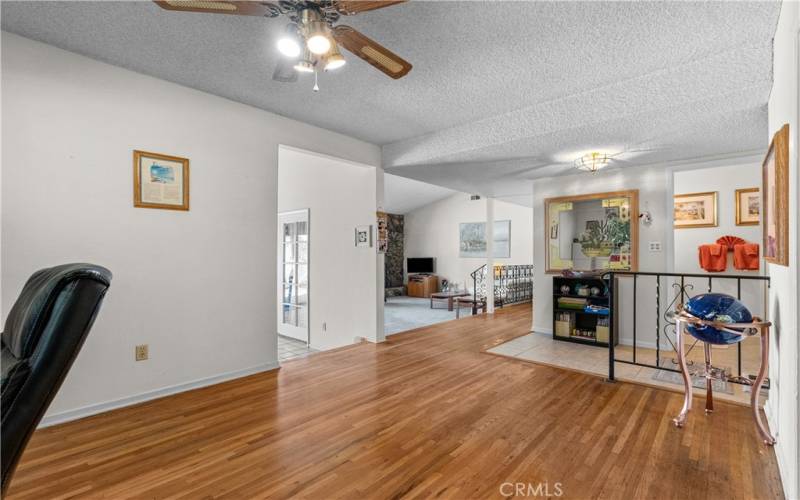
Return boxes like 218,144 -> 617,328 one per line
135,344 -> 149,361
649,241 -> 662,252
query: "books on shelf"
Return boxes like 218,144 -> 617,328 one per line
557,297 -> 587,309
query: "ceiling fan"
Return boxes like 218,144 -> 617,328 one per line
154,0 -> 412,90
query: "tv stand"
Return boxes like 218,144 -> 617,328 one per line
407,274 -> 439,298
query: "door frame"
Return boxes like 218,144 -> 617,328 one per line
277,208 -> 310,344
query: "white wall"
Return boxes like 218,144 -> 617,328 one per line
673,162 -> 767,323
531,156 -> 765,349
277,146 -> 378,351
403,194 -> 533,289
673,162 -> 763,275
532,165 -> 670,347
1,33 -> 380,424
764,1 -> 800,497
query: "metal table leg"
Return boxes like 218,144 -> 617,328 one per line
752,328 -> 776,445
673,318 -> 693,427
704,343 -> 714,414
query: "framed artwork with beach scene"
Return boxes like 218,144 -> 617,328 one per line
735,188 -> 760,226
133,150 -> 190,211
673,191 -> 717,229
763,124 -> 789,265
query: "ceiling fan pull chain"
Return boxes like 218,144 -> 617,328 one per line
313,69 -> 320,92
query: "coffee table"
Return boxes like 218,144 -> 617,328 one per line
430,291 -> 471,311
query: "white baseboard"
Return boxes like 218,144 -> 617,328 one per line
39,361 -> 280,428
764,400 -> 794,499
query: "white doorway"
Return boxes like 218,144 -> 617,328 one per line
278,209 -> 309,343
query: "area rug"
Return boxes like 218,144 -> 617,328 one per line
650,358 -> 734,395
384,296 -> 458,335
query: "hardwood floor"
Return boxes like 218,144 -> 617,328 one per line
7,305 -> 783,499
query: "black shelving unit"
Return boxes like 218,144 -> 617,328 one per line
552,276 -> 613,347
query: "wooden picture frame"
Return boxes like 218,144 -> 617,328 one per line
735,187 -> 760,226
133,150 -> 190,211
763,124 -> 790,266
544,190 -> 639,273
673,191 -> 717,229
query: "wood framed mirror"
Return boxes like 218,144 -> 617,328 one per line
545,190 -> 639,273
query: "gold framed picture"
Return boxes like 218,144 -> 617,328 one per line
735,188 -> 760,226
544,190 -> 638,273
133,150 -> 190,211
673,191 -> 717,229
763,124 -> 790,265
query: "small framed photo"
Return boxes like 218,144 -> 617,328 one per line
735,188 -> 760,226
673,191 -> 717,229
133,150 -> 189,211
355,225 -> 372,248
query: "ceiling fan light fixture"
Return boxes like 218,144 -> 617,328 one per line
294,59 -> 315,73
325,54 -> 346,70
324,43 -> 346,70
574,152 -> 610,174
306,21 -> 332,55
277,24 -> 302,58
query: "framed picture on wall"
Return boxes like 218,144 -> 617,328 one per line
763,124 -> 790,265
355,225 -> 372,248
673,191 -> 717,229
133,150 -> 189,211
459,220 -> 511,258
735,188 -> 760,226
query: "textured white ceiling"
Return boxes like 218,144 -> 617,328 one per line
383,173 -> 455,214
1,1 -> 781,205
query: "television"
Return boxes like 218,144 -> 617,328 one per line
407,257 -> 435,274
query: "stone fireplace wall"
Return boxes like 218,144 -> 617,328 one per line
385,213 -> 405,290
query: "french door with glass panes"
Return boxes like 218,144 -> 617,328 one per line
277,209 -> 309,343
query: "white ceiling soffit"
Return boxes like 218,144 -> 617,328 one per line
1,1 -> 781,204
383,174 -> 455,215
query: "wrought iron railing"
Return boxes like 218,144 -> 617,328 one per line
470,264 -> 534,305
602,271 -> 770,384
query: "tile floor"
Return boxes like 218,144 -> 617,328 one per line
278,335 -> 317,362
488,332 -> 767,406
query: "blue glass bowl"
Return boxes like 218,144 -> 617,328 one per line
683,293 -> 752,345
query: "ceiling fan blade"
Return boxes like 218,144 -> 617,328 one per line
333,0 -> 406,15
332,25 -> 411,79
153,1 -> 280,17
272,58 -> 298,83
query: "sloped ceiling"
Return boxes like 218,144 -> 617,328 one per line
383,174 -> 455,214
1,1 -> 781,206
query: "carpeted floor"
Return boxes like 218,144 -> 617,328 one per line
384,296 -> 461,335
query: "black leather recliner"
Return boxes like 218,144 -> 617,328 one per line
1,263 -> 112,495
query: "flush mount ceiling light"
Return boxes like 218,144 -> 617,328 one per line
574,152 -> 610,174
155,0 -> 413,91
